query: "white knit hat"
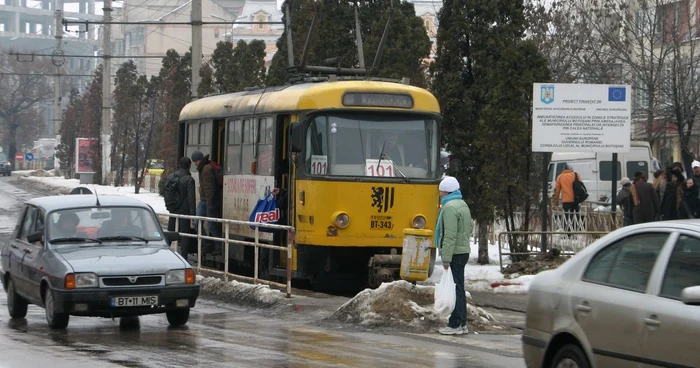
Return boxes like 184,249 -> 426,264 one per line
693,160 -> 700,169
439,176 -> 460,192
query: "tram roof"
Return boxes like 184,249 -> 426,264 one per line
179,80 -> 441,122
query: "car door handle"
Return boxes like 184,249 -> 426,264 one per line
575,304 -> 592,313
23,249 -> 32,254
644,316 -> 661,327
10,244 -> 19,250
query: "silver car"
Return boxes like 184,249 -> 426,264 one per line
522,221 -> 700,368
0,195 -> 200,329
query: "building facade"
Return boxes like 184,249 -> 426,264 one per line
0,0 -> 101,139
109,0 -> 244,79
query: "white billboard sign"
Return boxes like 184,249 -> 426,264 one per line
532,83 -> 632,153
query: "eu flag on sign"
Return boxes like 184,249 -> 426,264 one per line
608,87 -> 626,102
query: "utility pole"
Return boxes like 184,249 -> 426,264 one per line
102,0 -> 112,184
54,3 -> 63,174
191,0 -> 202,99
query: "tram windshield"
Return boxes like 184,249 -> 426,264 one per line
305,113 -> 440,179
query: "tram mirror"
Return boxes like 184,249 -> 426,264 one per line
289,123 -> 303,153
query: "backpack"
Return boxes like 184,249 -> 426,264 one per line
209,161 -> 224,188
163,172 -> 183,212
573,172 -> 589,204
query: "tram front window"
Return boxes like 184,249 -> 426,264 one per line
305,113 -> 440,179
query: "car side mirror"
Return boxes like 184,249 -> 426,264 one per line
289,123 -> 303,153
164,231 -> 180,245
681,286 -> 700,305
27,231 -> 43,244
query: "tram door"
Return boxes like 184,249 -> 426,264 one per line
212,119 -> 226,169
269,114 -> 292,273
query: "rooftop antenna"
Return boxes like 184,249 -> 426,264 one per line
354,0 -> 366,70
369,0 -> 394,78
299,10 -> 318,70
93,184 -> 101,207
285,2 -> 295,70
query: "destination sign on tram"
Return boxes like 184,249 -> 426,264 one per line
342,93 -> 414,109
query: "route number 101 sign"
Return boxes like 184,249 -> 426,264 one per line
310,155 -> 328,175
365,159 -> 394,177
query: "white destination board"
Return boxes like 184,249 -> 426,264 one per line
532,83 -> 632,153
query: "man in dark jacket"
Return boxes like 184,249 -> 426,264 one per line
191,151 -> 222,243
630,172 -> 660,224
168,157 -> 197,258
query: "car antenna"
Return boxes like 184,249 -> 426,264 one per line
93,185 -> 101,207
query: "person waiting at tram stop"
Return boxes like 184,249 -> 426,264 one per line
191,151 -> 223,253
435,176 -> 473,335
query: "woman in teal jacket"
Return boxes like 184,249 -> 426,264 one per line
435,176 -> 473,335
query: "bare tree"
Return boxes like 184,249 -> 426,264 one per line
0,54 -> 53,165
566,0 -> 699,163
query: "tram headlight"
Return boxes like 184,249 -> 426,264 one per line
332,212 -> 350,228
412,215 -> 426,229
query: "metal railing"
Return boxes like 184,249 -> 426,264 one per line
497,231 -> 609,271
158,212 -> 295,297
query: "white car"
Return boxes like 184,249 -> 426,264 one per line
522,220 -> 700,368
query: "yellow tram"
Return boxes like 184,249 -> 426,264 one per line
178,80 -> 442,288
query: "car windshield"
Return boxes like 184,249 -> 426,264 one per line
0,153 -> 7,163
305,113 -> 440,179
148,162 -> 164,169
47,206 -> 163,243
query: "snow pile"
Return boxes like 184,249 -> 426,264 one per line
502,248 -> 569,276
17,173 -> 168,214
27,169 -> 54,177
197,276 -> 285,308
330,280 -> 498,332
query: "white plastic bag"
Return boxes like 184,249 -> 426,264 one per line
433,268 -> 456,317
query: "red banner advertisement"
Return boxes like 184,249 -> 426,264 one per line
75,138 -> 98,174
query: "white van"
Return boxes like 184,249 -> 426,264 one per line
548,141 -> 661,203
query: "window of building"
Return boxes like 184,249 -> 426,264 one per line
256,15 -> 266,31
583,233 -> 668,292
131,26 -> 145,46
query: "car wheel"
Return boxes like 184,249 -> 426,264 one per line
166,308 -> 190,327
44,288 -> 69,330
7,277 -> 28,319
551,344 -> 590,368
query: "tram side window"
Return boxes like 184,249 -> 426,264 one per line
241,119 -> 255,174
257,118 -> 274,176
226,120 -> 242,174
186,121 -> 213,172
305,116 -> 328,175
186,123 -> 199,172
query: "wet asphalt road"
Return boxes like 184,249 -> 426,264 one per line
0,176 -> 526,368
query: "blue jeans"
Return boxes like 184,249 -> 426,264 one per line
196,201 -> 222,253
195,201 -> 222,237
448,253 -> 469,329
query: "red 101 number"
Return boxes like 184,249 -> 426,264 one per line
311,161 -> 327,175
367,164 -> 393,177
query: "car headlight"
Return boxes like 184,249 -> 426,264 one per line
166,269 -> 196,284
412,215 -> 427,229
65,273 -> 98,289
166,269 -> 186,284
332,212 -> 350,228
